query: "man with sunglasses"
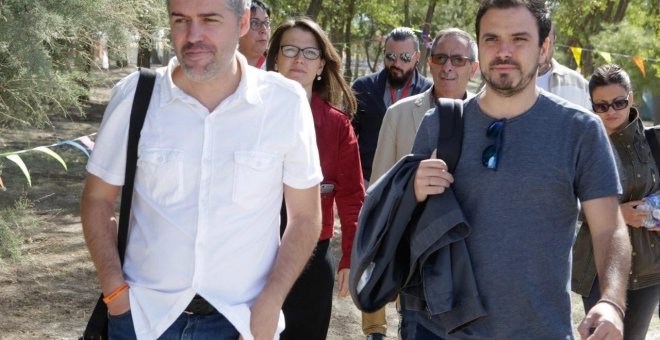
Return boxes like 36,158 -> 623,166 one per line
536,24 -> 591,109
351,26 -> 432,340
238,0 -> 270,69
371,28 -> 478,188
407,0 -> 630,339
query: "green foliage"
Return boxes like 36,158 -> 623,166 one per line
0,0 -> 167,128
0,196 -> 39,265
590,20 -> 659,97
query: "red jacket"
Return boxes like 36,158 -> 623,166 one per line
311,93 -> 365,270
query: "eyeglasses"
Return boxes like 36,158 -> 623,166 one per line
249,19 -> 271,31
482,119 -> 506,170
592,96 -> 630,113
280,45 -> 322,60
385,52 -> 413,63
430,54 -> 472,67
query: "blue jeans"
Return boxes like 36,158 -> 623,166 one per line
108,310 -> 240,340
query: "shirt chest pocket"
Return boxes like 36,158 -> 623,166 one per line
233,151 -> 283,208
135,149 -> 184,206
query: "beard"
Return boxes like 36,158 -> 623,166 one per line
179,42 -> 222,82
387,66 -> 414,88
481,58 -> 537,97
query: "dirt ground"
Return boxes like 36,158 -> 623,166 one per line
0,67 -> 658,339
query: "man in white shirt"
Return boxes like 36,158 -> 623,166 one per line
536,24 -> 591,109
81,0 -> 322,339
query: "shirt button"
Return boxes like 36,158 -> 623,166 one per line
632,252 -> 636,256
637,174 -> 641,178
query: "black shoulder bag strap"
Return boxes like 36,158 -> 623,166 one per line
645,127 -> 660,171
81,68 -> 156,340
435,98 -> 464,173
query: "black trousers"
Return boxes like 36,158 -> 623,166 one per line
280,239 -> 335,340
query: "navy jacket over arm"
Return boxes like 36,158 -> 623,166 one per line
349,154 -> 485,335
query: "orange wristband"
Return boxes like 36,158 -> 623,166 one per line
103,283 -> 129,304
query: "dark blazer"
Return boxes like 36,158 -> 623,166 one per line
349,154 -> 485,335
351,68 -> 432,181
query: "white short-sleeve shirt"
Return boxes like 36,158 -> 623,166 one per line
87,54 -> 322,339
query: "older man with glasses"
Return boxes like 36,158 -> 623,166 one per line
350,26 -> 432,340
371,28 -> 479,190
238,0 -> 271,69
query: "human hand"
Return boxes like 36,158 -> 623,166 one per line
577,301 -> 624,340
106,287 -> 130,316
250,291 -> 282,340
620,200 -> 649,228
413,150 -> 453,202
337,268 -> 349,298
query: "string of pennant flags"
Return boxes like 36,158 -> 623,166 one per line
0,133 -> 96,190
556,43 -> 658,78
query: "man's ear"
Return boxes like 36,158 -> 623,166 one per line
470,61 -> 479,77
538,36 -> 551,65
239,10 -> 250,38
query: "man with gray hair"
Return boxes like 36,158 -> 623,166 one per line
81,0 -> 322,338
371,28 -> 479,184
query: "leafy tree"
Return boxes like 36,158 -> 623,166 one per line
0,0 -> 167,127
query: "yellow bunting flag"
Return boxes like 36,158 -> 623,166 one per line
599,51 -> 612,64
570,47 -> 583,68
631,55 -> 646,78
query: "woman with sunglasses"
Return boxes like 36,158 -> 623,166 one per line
572,64 -> 660,340
266,17 -> 364,340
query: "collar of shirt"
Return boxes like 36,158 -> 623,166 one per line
159,53 -> 263,109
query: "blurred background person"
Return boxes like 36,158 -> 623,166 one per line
536,24 -> 590,109
239,0 -> 271,69
572,64 -> 660,340
267,17 -> 365,340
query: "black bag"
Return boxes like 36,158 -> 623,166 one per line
80,68 -> 156,340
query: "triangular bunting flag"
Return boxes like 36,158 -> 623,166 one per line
570,47 -> 582,68
58,140 -> 90,158
34,146 -> 68,171
6,154 -> 31,187
599,51 -> 612,64
631,55 -> 646,78
0,175 -> 5,191
77,135 -> 95,151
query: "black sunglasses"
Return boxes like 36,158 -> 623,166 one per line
430,54 -> 472,67
385,52 -> 413,63
482,119 -> 506,170
280,45 -> 322,60
592,96 -> 629,113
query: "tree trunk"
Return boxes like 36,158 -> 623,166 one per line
306,0 -> 323,21
403,0 -> 410,27
137,34 -> 151,68
342,0 -> 356,82
419,0 -> 438,76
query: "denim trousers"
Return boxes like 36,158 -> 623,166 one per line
583,277 -> 660,340
108,310 -> 240,340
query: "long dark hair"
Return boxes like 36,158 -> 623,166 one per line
266,17 -> 357,117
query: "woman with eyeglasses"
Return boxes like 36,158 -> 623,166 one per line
572,64 -> 660,340
266,17 -> 364,340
